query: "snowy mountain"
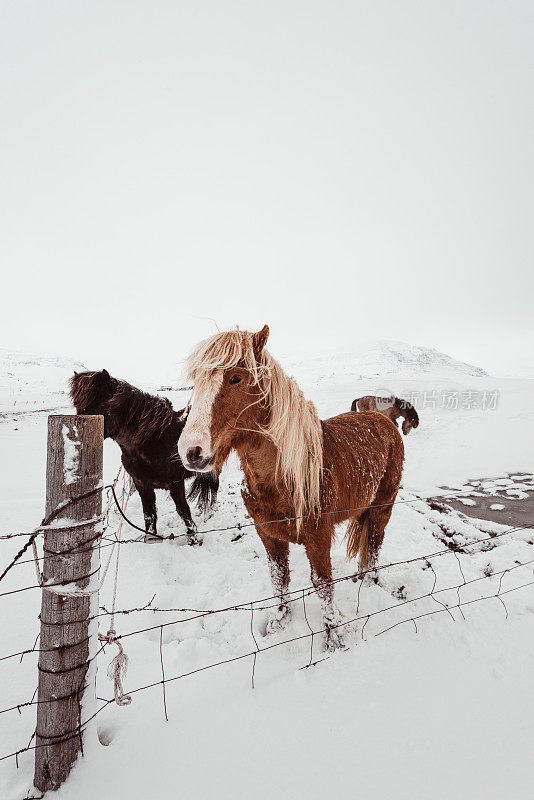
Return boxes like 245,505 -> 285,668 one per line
0,341 -> 489,416
0,349 -> 87,414
287,340 -> 488,390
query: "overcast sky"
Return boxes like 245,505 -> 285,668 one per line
1,1 -> 532,382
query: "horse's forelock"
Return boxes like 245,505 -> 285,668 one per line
187,330 -> 261,385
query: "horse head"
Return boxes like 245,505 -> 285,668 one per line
177,326 -> 270,472
70,369 -> 117,438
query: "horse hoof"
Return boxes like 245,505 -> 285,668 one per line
266,604 -> 291,634
324,626 -> 345,652
187,531 -> 202,547
144,534 -> 162,544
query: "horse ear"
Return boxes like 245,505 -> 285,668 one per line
73,371 -> 79,377
252,325 -> 269,360
100,369 -> 112,388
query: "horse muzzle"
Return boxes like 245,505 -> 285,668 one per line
183,445 -> 215,472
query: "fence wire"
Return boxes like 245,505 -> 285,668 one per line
1,472 -> 533,768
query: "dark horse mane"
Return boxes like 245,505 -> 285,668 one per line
399,398 -> 419,427
70,370 -> 176,444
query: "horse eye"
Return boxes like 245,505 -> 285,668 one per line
229,374 -> 242,385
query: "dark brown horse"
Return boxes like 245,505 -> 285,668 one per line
70,370 -> 218,543
351,395 -> 420,435
177,326 -> 404,650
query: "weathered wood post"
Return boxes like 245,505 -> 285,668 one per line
34,415 -> 104,793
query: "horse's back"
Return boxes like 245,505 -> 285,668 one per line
322,411 -> 404,482
325,409 -> 402,438
318,411 -> 403,525
352,395 -> 375,412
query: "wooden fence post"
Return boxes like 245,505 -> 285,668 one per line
34,414 -> 104,793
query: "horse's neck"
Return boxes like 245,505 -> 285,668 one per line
113,404 -> 179,450
235,435 -> 280,498
113,422 -> 135,451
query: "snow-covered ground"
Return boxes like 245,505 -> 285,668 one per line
1,344 -> 533,800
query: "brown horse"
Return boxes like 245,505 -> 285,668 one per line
351,395 -> 420,435
177,326 -> 404,650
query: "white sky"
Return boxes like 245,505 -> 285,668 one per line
1,1 -> 532,382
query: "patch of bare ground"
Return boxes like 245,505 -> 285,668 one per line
442,474 -> 534,528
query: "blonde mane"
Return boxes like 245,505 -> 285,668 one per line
186,329 -> 324,525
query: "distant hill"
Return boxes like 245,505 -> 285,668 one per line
288,340 -> 488,388
0,340 -> 489,416
0,349 -> 87,415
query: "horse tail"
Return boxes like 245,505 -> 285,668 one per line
187,472 -> 219,515
395,397 -> 419,428
350,398 -> 360,412
345,511 -> 371,568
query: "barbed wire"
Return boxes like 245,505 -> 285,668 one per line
0,476 -> 518,546
0,698 -> 113,765
0,485 -> 478,594
0,468 -> 123,586
1,469 -> 533,769
1,522 -> 532,723
0,468 -> 124,776
86,524 -> 534,645
1,474 -> 528,603
101,479 -> 522,543
117,578 -> 534,698
0,485 -> 115,541
1,520 -> 532,667
2,570 -> 532,765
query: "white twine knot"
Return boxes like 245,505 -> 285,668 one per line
99,629 -> 132,706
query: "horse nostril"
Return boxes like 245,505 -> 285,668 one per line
187,446 -> 203,463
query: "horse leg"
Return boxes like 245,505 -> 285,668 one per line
134,480 -> 158,542
385,409 -> 399,427
257,531 -> 291,633
365,506 -> 393,570
170,482 -> 200,545
365,464 -> 401,569
205,475 -> 219,521
305,537 -> 344,652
